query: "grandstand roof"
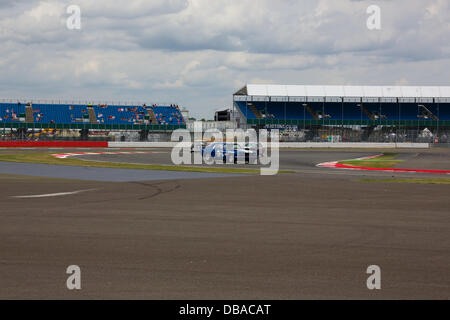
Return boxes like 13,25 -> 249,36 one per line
234,84 -> 450,98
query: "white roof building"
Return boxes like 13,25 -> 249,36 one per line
234,84 -> 450,102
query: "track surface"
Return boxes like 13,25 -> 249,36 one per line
77,149 -> 377,171
76,148 -> 450,177
0,162 -> 243,182
0,148 -> 449,299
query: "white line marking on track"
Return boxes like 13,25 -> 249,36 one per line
11,188 -> 98,199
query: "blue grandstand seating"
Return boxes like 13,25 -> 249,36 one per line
0,102 -> 185,125
380,103 -> 398,120
264,102 -> 286,119
92,105 -> 147,125
32,104 -> 86,124
284,102 -> 304,120
0,103 -> 26,122
152,105 -> 185,125
343,103 -> 363,121
234,101 -> 256,119
399,103 -> 420,120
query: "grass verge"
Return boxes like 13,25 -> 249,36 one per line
0,152 -> 293,174
361,178 -> 450,185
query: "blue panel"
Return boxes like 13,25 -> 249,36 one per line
152,105 -> 185,125
0,103 -> 185,125
343,103 -> 363,121
439,103 -> 450,120
285,102 -> 305,120
399,103 -> 419,120
322,102 -> 342,120
260,101 -> 285,119
235,101 -> 256,119
0,103 -> 26,122
380,103 -> 399,120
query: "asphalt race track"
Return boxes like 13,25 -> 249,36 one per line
0,148 -> 449,299
0,162 -> 244,182
77,148 -> 379,171
75,148 -> 450,177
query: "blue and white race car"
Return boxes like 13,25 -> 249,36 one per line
200,142 -> 259,164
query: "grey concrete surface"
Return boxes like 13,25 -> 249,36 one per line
0,148 -> 449,299
0,161 -> 242,182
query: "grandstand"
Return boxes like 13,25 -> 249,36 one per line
234,85 -> 450,126
233,84 -> 450,143
0,100 -> 185,131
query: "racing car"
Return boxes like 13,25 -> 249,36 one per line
200,142 -> 261,164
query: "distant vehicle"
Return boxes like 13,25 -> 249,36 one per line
201,142 -> 258,164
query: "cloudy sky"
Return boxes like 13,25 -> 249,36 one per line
0,0 -> 449,118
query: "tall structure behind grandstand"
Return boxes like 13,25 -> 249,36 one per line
233,84 -> 450,143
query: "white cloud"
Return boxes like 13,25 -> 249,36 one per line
0,0 -> 448,118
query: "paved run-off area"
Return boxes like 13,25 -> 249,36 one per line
0,161 -> 244,182
0,148 -> 449,299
